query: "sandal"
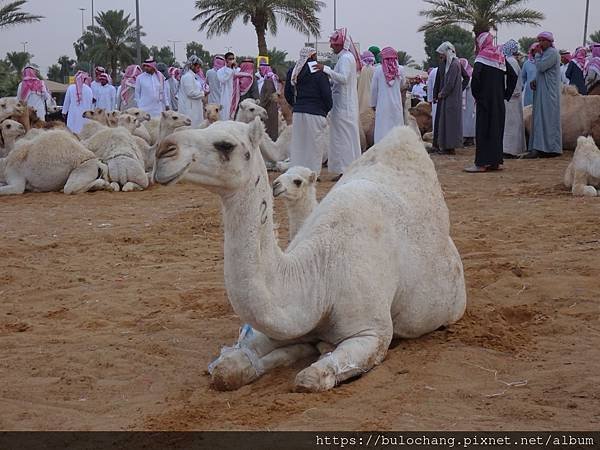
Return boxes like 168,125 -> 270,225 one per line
463,165 -> 488,173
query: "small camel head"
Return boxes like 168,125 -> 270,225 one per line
1,119 -> 26,139
204,103 -> 222,123
273,166 -> 317,201
236,99 -> 268,123
117,113 -> 140,132
161,110 -> 192,128
82,108 -> 107,123
107,110 -> 121,127
0,97 -> 20,113
124,108 -> 151,122
154,117 -> 264,192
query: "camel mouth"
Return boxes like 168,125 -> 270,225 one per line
155,160 -> 193,186
272,182 -> 286,198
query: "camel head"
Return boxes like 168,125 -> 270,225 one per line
272,166 -> 317,202
124,108 -> 151,123
154,117 -> 264,192
409,102 -> 433,135
204,103 -> 222,123
117,113 -> 141,133
0,97 -> 20,113
83,108 -> 109,125
107,110 -> 122,127
161,110 -> 192,128
0,119 -> 26,144
236,99 -> 267,123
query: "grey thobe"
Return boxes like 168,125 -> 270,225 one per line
530,47 -> 562,154
503,57 -> 527,156
433,59 -> 466,150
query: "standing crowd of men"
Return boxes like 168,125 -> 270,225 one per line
13,28 -> 600,177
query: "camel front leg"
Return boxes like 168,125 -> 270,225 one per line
294,330 -> 392,393
64,160 -> 111,195
571,169 -> 598,197
0,174 -> 26,195
209,325 -> 317,391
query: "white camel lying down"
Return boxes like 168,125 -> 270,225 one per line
564,135 -> 600,196
0,130 -> 110,195
154,119 -> 467,392
272,166 -> 318,241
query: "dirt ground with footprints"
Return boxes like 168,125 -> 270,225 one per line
1,148 -> 599,431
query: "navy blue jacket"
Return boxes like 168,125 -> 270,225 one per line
284,65 -> 333,117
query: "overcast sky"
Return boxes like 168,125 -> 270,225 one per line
1,0 -> 596,74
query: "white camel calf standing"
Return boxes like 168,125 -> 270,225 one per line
154,120 -> 467,392
272,166 -> 318,242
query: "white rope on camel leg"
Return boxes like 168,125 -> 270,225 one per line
207,324 -> 265,377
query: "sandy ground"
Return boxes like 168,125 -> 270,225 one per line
1,148 -> 599,431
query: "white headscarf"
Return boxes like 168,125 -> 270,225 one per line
436,41 -> 457,74
291,47 -> 316,86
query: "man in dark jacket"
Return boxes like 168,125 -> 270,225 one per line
285,47 -> 333,175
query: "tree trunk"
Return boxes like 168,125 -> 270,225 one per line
255,24 -> 268,56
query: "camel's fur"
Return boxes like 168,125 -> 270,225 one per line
154,120 -> 467,392
0,119 -> 26,156
198,103 -> 222,128
121,108 -> 153,143
409,102 -> 433,136
236,99 -> 268,123
524,85 -> 600,150
82,119 -> 149,192
272,88 -> 293,125
0,130 -> 110,195
564,135 -> 600,197
272,166 -> 318,241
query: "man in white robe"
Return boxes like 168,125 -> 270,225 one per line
206,55 -> 225,105
90,66 -> 106,106
178,55 -> 206,127
371,46 -> 405,144
135,58 -> 169,118
317,28 -> 362,179
167,67 -> 181,111
427,67 -> 438,133
94,73 -> 116,111
217,52 -> 239,120
16,66 -> 52,120
62,71 -> 93,134
502,40 -> 526,156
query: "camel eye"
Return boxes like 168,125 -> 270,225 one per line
162,145 -> 178,158
245,151 -> 250,160
6,124 -> 11,129
293,179 -> 302,187
250,108 -> 255,112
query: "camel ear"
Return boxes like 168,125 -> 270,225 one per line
248,116 -> 264,148
308,171 -> 317,184
161,111 -> 168,119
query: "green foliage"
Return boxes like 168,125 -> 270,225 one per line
397,51 -> 417,68
149,46 -> 175,66
589,30 -> 600,44
267,47 -> 294,76
423,25 -> 474,69
0,0 -> 42,29
193,0 -> 324,55
0,60 -> 18,97
419,0 -> 544,36
6,51 -> 31,73
186,41 -> 211,65
518,36 -> 537,53
46,64 -> 62,82
75,9 -> 142,81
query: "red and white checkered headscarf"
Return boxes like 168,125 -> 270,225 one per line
330,28 -> 362,72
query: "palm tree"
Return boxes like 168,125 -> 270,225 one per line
397,51 -> 416,67
419,0 -> 545,37
518,36 -> 537,53
80,9 -> 140,81
6,51 -> 31,74
193,0 -> 324,56
0,0 -> 42,29
590,30 -> 600,44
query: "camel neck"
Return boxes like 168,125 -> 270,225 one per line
287,189 -> 318,241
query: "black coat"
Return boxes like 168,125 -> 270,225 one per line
284,65 -> 333,117
565,61 -> 588,95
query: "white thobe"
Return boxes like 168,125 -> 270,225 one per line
16,82 -> 52,120
90,81 -> 102,103
427,68 -> 438,133
323,50 -> 361,174
411,82 -> 427,102
217,66 -> 239,120
462,82 -> 476,138
503,57 -> 527,155
134,72 -> 169,118
178,71 -> 205,127
94,83 -> 116,111
256,73 -> 265,94
62,84 -> 93,134
290,113 -> 328,175
560,64 -> 569,85
206,68 -> 222,105
371,65 -> 405,144
167,78 -> 179,111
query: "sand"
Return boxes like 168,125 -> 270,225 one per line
1,150 -> 599,431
